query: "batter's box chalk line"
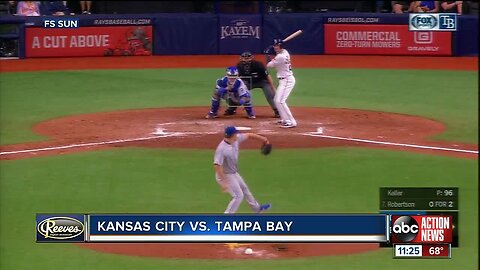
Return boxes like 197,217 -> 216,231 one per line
0,135 -> 175,156
235,126 -> 252,131
151,130 -> 218,136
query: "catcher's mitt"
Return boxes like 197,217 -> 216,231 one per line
261,142 -> 272,155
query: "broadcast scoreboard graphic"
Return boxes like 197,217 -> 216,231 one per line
381,187 -> 458,259
35,187 -> 457,259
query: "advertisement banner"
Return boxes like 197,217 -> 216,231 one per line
324,15 -> 408,25
35,214 -> 389,243
25,26 -> 152,57
24,15 -> 154,27
219,14 -> 262,54
325,24 -> 451,55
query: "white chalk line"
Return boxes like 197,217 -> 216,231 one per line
302,133 -> 478,154
0,127 -> 278,156
2,130 -> 477,156
0,134 -> 178,156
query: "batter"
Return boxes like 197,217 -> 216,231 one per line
266,39 -> 297,128
213,126 -> 271,214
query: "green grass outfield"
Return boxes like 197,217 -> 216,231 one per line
0,68 -> 478,269
0,148 -> 477,270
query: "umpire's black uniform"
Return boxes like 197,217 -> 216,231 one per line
224,52 -> 279,117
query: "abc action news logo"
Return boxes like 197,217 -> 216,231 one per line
391,215 -> 452,243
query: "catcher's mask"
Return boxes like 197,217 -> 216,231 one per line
226,66 -> 239,85
240,51 -> 253,63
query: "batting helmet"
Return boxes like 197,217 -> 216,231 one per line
273,39 -> 284,47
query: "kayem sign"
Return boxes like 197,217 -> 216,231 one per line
325,24 -> 451,55
25,26 -> 152,57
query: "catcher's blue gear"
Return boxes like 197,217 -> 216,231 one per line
216,87 -> 228,98
226,66 -> 239,77
208,72 -> 254,118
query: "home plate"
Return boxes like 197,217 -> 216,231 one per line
236,126 -> 252,131
152,128 -> 168,135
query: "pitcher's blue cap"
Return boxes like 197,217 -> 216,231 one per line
224,126 -> 238,138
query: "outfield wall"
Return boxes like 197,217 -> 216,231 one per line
0,12 -> 477,58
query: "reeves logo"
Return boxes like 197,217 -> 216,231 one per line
392,216 -> 419,242
36,215 -> 85,242
411,14 -> 438,30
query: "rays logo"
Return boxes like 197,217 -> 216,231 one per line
36,215 -> 85,242
410,14 -> 438,30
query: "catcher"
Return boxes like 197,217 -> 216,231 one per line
223,52 -> 279,118
206,66 -> 256,119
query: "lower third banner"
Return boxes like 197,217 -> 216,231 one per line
83,214 -> 388,243
324,24 -> 451,56
25,26 -> 152,57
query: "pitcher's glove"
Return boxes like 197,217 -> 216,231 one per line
261,142 -> 272,155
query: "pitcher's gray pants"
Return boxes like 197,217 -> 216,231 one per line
217,172 -> 260,214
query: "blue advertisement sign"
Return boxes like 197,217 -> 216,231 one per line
219,14 -> 262,54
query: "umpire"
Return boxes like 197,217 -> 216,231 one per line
224,52 -> 280,118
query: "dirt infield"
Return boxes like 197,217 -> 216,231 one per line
1,107 -> 477,160
79,242 -> 380,260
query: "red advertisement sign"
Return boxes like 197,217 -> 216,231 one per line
26,26 -> 152,57
325,24 -> 451,56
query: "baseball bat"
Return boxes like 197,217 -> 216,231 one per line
282,30 -> 303,43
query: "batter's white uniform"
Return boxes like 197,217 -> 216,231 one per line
267,49 -> 296,126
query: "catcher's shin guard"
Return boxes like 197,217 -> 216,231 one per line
209,97 -> 220,115
239,96 -> 254,117
244,104 -> 254,118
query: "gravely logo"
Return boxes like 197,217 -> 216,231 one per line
220,19 -> 260,39
37,216 -> 84,240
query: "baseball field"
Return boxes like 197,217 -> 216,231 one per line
0,55 -> 478,269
